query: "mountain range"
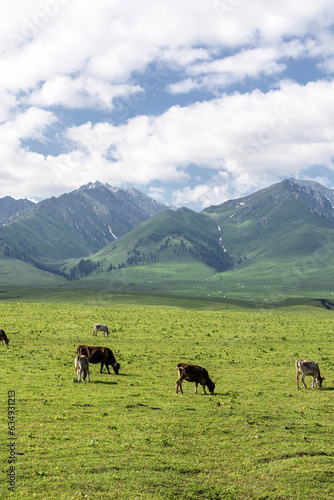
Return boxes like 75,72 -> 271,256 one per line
1,178 -> 334,299
0,182 -> 170,267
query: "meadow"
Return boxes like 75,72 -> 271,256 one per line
0,295 -> 334,499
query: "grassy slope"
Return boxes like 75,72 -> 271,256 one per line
204,185 -> 334,266
0,253 -> 66,286
88,207 -> 231,269
64,253 -> 334,302
0,210 -> 95,264
0,299 -> 333,499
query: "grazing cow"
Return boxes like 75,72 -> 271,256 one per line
74,355 -> 90,383
0,329 -> 9,345
176,363 -> 215,394
77,345 -> 120,374
93,324 -> 109,337
295,359 -> 325,389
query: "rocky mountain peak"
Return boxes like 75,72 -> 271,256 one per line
0,196 -> 35,225
77,181 -> 118,193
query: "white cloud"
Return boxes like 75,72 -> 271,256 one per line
0,107 -> 56,152
2,76 -> 334,206
1,0 -> 332,97
168,47 -> 286,93
60,78 -> 334,208
28,75 -> 142,109
0,0 -> 334,209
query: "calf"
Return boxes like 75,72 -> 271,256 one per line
77,345 -> 120,374
93,324 -> 109,337
176,363 -> 215,394
295,359 -> 325,389
0,329 -> 9,345
74,355 -> 90,383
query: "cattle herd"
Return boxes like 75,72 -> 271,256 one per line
0,325 -> 326,393
74,325 -> 326,393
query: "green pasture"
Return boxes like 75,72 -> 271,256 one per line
1,298 -> 334,499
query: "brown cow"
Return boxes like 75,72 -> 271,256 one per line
74,355 -> 90,382
176,363 -> 215,394
0,329 -> 9,345
77,345 -> 120,374
295,359 -> 325,389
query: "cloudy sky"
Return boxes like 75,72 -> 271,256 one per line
1,0 -> 334,210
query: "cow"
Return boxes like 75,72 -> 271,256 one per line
295,359 -> 325,389
74,355 -> 90,383
93,324 -> 109,337
176,363 -> 215,394
77,345 -> 120,374
0,329 -> 9,345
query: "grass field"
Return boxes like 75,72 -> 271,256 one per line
1,295 -> 334,499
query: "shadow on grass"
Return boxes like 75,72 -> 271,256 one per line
98,372 -> 130,376
93,380 -> 118,385
322,386 -> 334,391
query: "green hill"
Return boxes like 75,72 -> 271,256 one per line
83,207 -> 234,273
203,179 -> 334,265
0,250 -> 66,286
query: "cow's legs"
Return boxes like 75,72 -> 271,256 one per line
194,382 -> 198,394
301,374 -> 307,389
100,363 -> 111,374
100,363 -> 109,374
176,378 -> 183,394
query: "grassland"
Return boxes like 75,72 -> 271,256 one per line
1,295 -> 334,499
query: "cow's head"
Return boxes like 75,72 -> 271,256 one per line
316,376 -> 325,388
4,338 -> 9,345
113,362 -> 120,374
207,381 -> 215,394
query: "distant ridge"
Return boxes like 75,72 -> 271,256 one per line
0,196 -> 34,225
0,182 -> 170,266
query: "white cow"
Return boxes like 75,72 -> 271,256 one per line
74,355 -> 90,383
93,323 -> 109,337
295,359 -> 324,389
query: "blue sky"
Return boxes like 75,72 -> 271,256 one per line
1,0 -> 334,210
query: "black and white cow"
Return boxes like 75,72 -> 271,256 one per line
295,359 -> 325,389
93,324 -> 109,337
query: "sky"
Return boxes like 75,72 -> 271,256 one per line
1,0 -> 334,211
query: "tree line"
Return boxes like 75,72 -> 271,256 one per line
1,240 -> 102,280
